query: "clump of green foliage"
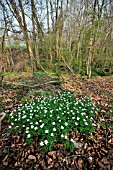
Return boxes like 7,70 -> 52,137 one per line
7,91 -> 98,151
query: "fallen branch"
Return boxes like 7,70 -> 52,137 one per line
61,56 -> 75,75
2,80 -> 40,88
2,80 -> 60,89
45,80 -> 60,85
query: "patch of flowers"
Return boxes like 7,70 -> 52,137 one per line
7,91 -> 98,151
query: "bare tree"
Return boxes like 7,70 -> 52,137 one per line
0,0 -> 113,76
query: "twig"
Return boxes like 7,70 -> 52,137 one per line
37,154 -> 48,170
67,154 -> 88,159
61,56 -> 75,75
0,112 -> 6,131
105,119 -> 108,148
45,80 -> 60,85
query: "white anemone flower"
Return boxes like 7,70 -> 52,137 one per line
77,117 -> 80,121
45,130 -> 49,133
44,140 -> 48,145
44,110 -> 47,113
40,141 -> 44,146
51,133 -> 54,137
75,122 -> 78,126
52,122 -> 55,125
84,122 -> 88,126
61,126 -> 64,130
22,115 -> 26,119
92,123 -> 96,127
53,127 -> 56,131
27,134 -> 31,138
40,123 -> 44,128
65,122 -> 68,126
81,112 -> 86,116
10,112 -> 13,116
31,125 -> 34,129
61,134 -> 64,138
34,127 -> 38,130
90,117 -> 93,120
64,135 -> 68,139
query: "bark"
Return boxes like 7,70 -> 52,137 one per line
86,0 -> 97,78
9,0 -> 34,74
46,0 -> 52,61
54,0 -> 69,60
86,37 -> 93,78
31,0 -> 39,70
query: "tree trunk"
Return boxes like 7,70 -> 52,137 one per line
86,0 -> 97,78
86,37 -> 93,78
46,0 -> 52,62
9,0 -> 34,74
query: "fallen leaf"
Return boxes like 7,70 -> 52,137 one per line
14,162 -> 18,166
3,161 -> 8,166
46,155 -> 52,165
28,155 -> 36,161
98,161 -> 107,169
48,151 -> 56,159
101,148 -> 108,154
78,159 -> 83,169
101,157 -> 110,165
70,138 -> 83,148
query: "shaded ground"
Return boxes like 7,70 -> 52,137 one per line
0,74 -> 113,169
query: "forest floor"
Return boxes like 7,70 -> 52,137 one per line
0,72 -> 113,170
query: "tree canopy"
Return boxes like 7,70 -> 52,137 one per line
0,0 -> 113,77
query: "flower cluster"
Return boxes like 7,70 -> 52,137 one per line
7,91 -> 98,151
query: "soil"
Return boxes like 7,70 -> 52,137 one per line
0,75 -> 113,169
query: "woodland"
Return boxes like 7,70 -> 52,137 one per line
0,0 -> 113,169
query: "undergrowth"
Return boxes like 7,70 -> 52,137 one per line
7,91 -> 99,152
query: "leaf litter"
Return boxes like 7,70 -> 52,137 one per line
0,76 -> 113,169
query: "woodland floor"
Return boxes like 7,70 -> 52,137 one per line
0,73 -> 113,170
